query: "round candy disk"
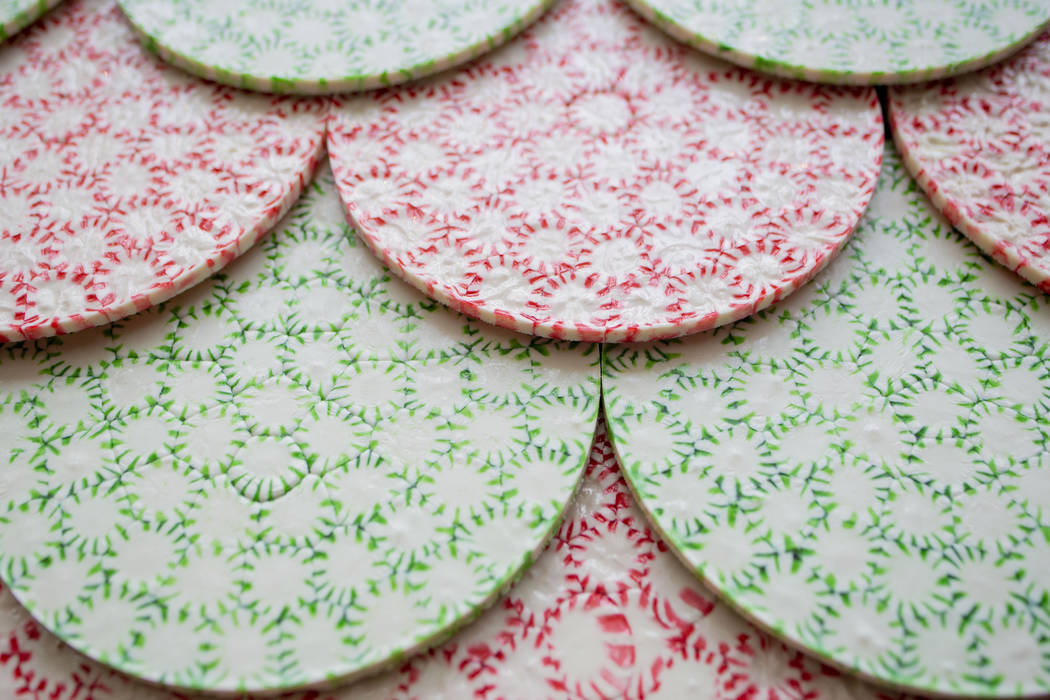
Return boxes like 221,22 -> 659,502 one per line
1,0 -> 63,41
626,0 -> 1050,84
0,424 -> 898,700
0,0 -> 326,343
890,31 -> 1050,295
0,165 -> 601,693
328,0 -> 883,343
116,0 -> 553,95
604,144 -> 1050,697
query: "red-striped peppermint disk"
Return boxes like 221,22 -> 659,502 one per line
890,31 -> 1050,294
327,0 -> 883,343
0,0 -> 326,342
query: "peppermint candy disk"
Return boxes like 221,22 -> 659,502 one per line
327,0 -> 883,343
603,144 -> 1050,697
626,0 -> 1050,85
116,0 -> 553,95
1,0 -> 64,41
0,425 -> 900,700
0,164 -> 601,693
0,0 -> 326,343
890,31 -> 1050,295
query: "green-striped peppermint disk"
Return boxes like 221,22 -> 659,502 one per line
603,144 -> 1050,697
627,0 -> 1050,84
0,0 -> 62,41
0,164 -> 601,694
115,0 -> 554,94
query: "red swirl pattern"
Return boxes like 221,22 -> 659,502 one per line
327,0 -> 883,342
0,0 -> 326,342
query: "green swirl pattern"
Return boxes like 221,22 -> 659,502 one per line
627,0 -> 1050,84
604,145 -> 1050,696
0,165 -> 601,693
0,0 -> 63,40
116,0 -> 553,94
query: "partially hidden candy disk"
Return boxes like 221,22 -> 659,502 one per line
891,30 -> 1050,294
0,165 -> 601,693
1,0 -> 64,41
0,424 -> 906,700
626,0 -> 1050,84
603,145 -> 1050,697
327,0 -> 883,343
0,0 -> 326,342
116,0 -> 554,94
